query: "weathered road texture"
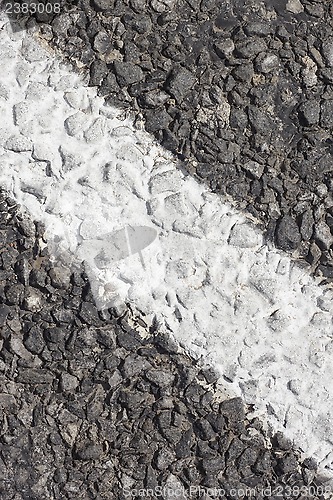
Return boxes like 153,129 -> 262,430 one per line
1,19 -> 333,471
0,189 -> 331,499
8,0 -> 333,282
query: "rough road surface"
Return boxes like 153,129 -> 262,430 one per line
1,1 -> 333,498
1,19 -> 333,474
0,188 -> 331,500
8,0 -> 333,281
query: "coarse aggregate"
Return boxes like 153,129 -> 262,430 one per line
0,188 -> 332,499
1,1 -> 333,497
1,18 -> 333,472
7,0 -> 333,281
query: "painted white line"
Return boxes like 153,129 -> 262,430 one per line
1,18 -> 333,478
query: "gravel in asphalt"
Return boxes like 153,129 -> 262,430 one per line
0,187 -> 332,499
8,0 -> 333,282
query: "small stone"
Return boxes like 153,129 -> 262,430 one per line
113,61 -> 145,86
0,393 -> 17,411
13,102 -> 30,127
51,13 -> 72,36
150,0 -> 175,13
10,335 -> 33,360
130,0 -> 146,12
84,118 -> 104,143
89,60 -> 108,86
44,327 -> 68,344
316,183 -> 328,198
53,468 -> 68,484
64,112 -> 86,137
17,217 -> 35,237
60,373 -> 79,392
319,67 -> 333,83
320,100 -> 333,128
235,38 -> 266,59
0,304 -> 10,327
155,448 -> 175,470
214,39 -> 235,58
314,220 -> 333,250
321,38 -> 333,67
144,109 -> 172,133
23,288 -> 43,312
92,0 -> 114,9
79,302 -> 100,324
48,266 -> 71,289
273,431 -> 292,450
194,418 -> 216,440
93,32 -> 112,54
21,37 -> 50,62
5,135 -> 32,152
232,63 -> 254,82
255,53 -> 279,73
166,67 -> 196,102
275,215 -> 301,251
124,14 -> 152,35
163,474 -> 187,500
305,3 -> 324,17
117,329 -> 145,350
122,354 -> 152,377
75,440 -> 105,460
319,263 -> 333,278
5,284 -> 24,306
244,22 -> 272,36
300,55 -> 317,87
24,326 -> 45,354
25,82 -> 48,101
201,367 -> 219,384
300,210 -> 314,240
29,269 -> 47,288
228,223 -> 261,248
59,146 -> 82,172
286,0 -> 304,14
225,436 -> 245,460
308,241 -> 321,266
0,83 -> 9,99
145,369 -> 175,388
220,397 -> 245,433
243,160 -> 264,179
287,379 -> 302,396
299,101 -> 320,126
303,457 -> 318,470
247,106 -> 273,134
175,429 -> 192,458
278,453 -> 298,473
207,413 -> 226,432
141,89 -> 170,108
276,25 -> 291,41
317,290 -> 333,312
52,307 -> 74,325
16,368 -> 53,384
202,456 -> 225,473
108,369 -> 123,388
